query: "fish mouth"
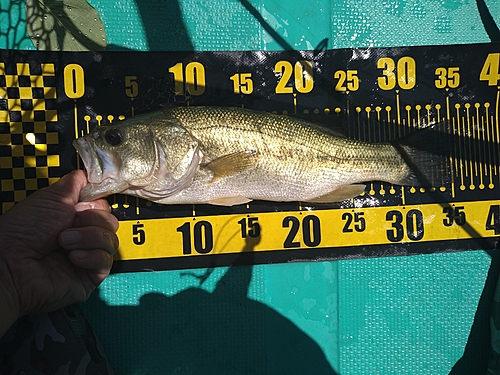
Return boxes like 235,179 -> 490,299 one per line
73,137 -> 103,183
73,137 -> 126,201
73,137 -> 119,183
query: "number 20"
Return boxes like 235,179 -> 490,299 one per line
274,60 -> 314,94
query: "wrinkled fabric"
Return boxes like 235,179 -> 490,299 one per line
0,305 -> 114,375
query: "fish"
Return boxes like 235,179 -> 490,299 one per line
73,106 -> 443,206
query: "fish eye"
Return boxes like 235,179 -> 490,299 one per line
104,129 -> 122,146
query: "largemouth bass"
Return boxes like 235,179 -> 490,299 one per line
73,106 -> 441,206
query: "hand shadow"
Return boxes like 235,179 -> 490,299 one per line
83,237 -> 338,375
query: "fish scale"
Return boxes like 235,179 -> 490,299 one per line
73,106 -> 437,206
166,107 -> 410,182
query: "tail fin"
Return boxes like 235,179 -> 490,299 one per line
390,121 -> 452,188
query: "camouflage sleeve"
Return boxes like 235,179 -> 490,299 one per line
0,305 -> 114,375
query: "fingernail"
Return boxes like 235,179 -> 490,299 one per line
61,230 -> 82,245
71,250 -> 88,260
75,202 -> 96,212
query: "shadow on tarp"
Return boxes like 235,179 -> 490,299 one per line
132,0 -> 193,51
449,246 -> 499,375
1,0 -> 193,52
82,239 -> 338,375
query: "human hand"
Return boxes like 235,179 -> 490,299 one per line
0,170 -> 119,337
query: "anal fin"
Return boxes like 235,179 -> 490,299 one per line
207,196 -> 253,206
305,184 -> 366,203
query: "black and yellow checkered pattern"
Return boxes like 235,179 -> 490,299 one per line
0,62 -> 60,213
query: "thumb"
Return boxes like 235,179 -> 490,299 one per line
39,170 -> 89,207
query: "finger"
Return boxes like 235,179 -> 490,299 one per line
73,209 -> 119,233
69,249 -> 113,287
69,249 -> 113,271
41,170 -> 89,207
0,170 -> 90,229
59,227 -> 119,255
75,198 -> 111,213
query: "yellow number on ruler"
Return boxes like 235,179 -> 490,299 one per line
448,67 -> 460,88
125,76 -> 138,98
230,73 -> 254,94
168,62 -> 206,96
275,61 -> 294,94
435,67 -> 460,89
377,57 -> 396,90
480,53 -> 500,86
185,62 -> 205,96
334,70 -> 359,91
168,62 -> 184,95
294,60 -> 314,93
64,64 -> 85,99
397,56 -> 416,89
377,56 -> 416,90
274,60 -> 314,94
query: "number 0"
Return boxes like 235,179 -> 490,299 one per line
64,64 -> 85,99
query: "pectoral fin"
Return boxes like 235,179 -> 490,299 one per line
207,196 -> 253,206
305,184 -> 366,203
205,150 -> 259,182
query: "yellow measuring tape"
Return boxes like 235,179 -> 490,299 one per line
116,200 -> 500,262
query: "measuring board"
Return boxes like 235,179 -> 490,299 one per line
0,43 -> 499,272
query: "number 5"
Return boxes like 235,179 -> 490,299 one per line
125,76 -> 138,98
132,222 -> 146,245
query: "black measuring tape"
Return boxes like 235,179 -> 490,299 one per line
0,43 -> 498,272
